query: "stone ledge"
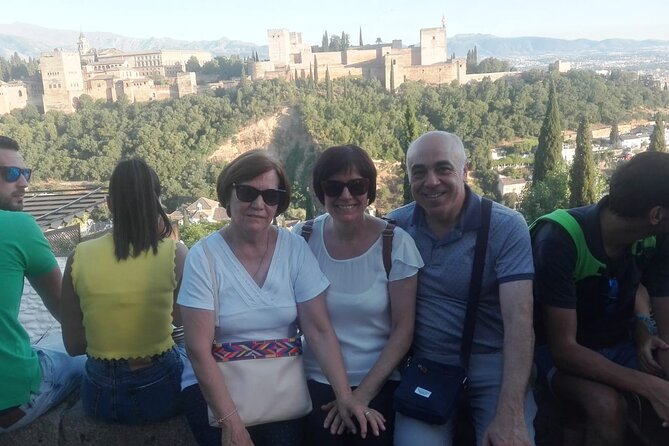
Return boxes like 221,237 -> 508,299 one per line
2,395 -> 197,446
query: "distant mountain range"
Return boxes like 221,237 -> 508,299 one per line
0,22 -> 263,59
2,22 -> 669,61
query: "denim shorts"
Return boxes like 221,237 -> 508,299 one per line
535,339 -> 639,388
81,346 -> 183,425
0,338 -> 85,434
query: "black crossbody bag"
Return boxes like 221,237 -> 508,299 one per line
393,198 -> 492,425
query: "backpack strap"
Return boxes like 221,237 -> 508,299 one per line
382,221 -> 395,279
530,210 -> 605,281
300,219 -> 315,243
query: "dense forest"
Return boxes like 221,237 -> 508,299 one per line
1,66 -> 667,215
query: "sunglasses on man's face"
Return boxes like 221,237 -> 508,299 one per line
0,166 -> 32,183
234,183 -> 286,206
321,178 -> 370,197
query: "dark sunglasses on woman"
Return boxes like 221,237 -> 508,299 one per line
0,166 -> 32,183
321,178 -> 370,197
234,183 -> 286,206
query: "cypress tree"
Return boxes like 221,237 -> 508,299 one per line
294,68 -> 299,85
341,31 -> 347,49
389,63 -> 395,92
239,66 -> 247,89
325,67 -> 333,101
648,112 -> 667,152
534,82 -> 563,182
569,117 -> 597,206
401,103 -> 419,204
609,122 -> 620,147
322,31 -> 329,51
359,27 -> 363,46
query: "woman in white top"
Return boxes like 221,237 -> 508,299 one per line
178,150 -> 375,446
295,145 -> 423,446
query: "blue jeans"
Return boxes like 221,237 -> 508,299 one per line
182,383 -> 306,446
81,347 -> 183,425
394,353 -> 537,446
0,338 -> 85,433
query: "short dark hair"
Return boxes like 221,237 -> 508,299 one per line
109,159 -> 172,260
0,136 -> 20,151
312,145 -> 377,205
609,151 -> 669,218
217,150 -> 291,216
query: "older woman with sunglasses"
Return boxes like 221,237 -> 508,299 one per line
178,150 -> 371,446
295,145 -> 423,446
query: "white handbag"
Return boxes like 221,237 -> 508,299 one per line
201,238 -> 312,427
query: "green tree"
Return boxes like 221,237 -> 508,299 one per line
185,56 -> 201,72
400,103 -> 419,204
519,166 -> 570,222
609,122 -> 620,147
325,68 -> 333,101
322,31 -> 329,51
648,112 -> 667,152
239,66 -> 248,89
330,35 -> 342,51
534,82 -> 563,182
569,117 -> 597,206
389,64 -> 395,92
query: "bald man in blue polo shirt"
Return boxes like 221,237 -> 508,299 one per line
388,131 -> 535,446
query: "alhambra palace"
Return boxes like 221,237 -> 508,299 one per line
0,21 -> 518,115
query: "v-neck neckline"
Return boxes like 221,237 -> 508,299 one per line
216,229 -> 280,291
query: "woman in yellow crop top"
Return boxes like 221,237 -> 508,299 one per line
60,159 -> 188,425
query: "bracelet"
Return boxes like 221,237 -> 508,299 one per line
215,408 -> 238,426
636,314 -> 658,335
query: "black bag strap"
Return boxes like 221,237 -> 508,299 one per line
301,218 -> 395,279
300,219 -> 315,242
459,197 -> 493,369
382,221 -> 395,279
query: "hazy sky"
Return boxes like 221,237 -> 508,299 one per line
5,0 -> 669,44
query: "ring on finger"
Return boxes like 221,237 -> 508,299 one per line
364,410 -> 371,416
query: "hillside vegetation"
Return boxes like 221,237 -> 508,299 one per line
1,69 -> 667,214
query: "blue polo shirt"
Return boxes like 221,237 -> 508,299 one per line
387,187 -> 534,364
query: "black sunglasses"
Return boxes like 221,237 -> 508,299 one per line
321,178 -> 370,197
0,166 -> 32,183
234,183 -> 286,206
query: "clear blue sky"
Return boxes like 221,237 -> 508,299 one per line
5,0 -> 669,44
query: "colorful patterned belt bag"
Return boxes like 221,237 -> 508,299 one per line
201,238 -> 312,427
206,336 -> 312,427
394,198 -> 492,425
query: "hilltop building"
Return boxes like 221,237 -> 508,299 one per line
251,23 -> 517,90
35,33 -> 213,113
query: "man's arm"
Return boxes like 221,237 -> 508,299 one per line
27,265 -> 62,322
483,279 -> 533,446
544,303 -> 669,423
651,297 -> 669,377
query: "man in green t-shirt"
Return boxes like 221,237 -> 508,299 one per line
0,136 -> 84,433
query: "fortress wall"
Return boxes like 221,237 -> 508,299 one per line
462,71 -> 520,84
343,49 -> 379,65
315,51 -> 343,65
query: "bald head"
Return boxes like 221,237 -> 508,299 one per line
407,131 -> 466,180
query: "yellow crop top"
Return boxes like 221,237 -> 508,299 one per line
72,233 -> 177,359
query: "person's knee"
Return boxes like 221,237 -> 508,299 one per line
581,388 -> 626,426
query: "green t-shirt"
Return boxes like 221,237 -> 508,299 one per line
0,210 -> 57,410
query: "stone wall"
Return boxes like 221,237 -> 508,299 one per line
3,393 -> 197,446
19,257 -> 66,343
